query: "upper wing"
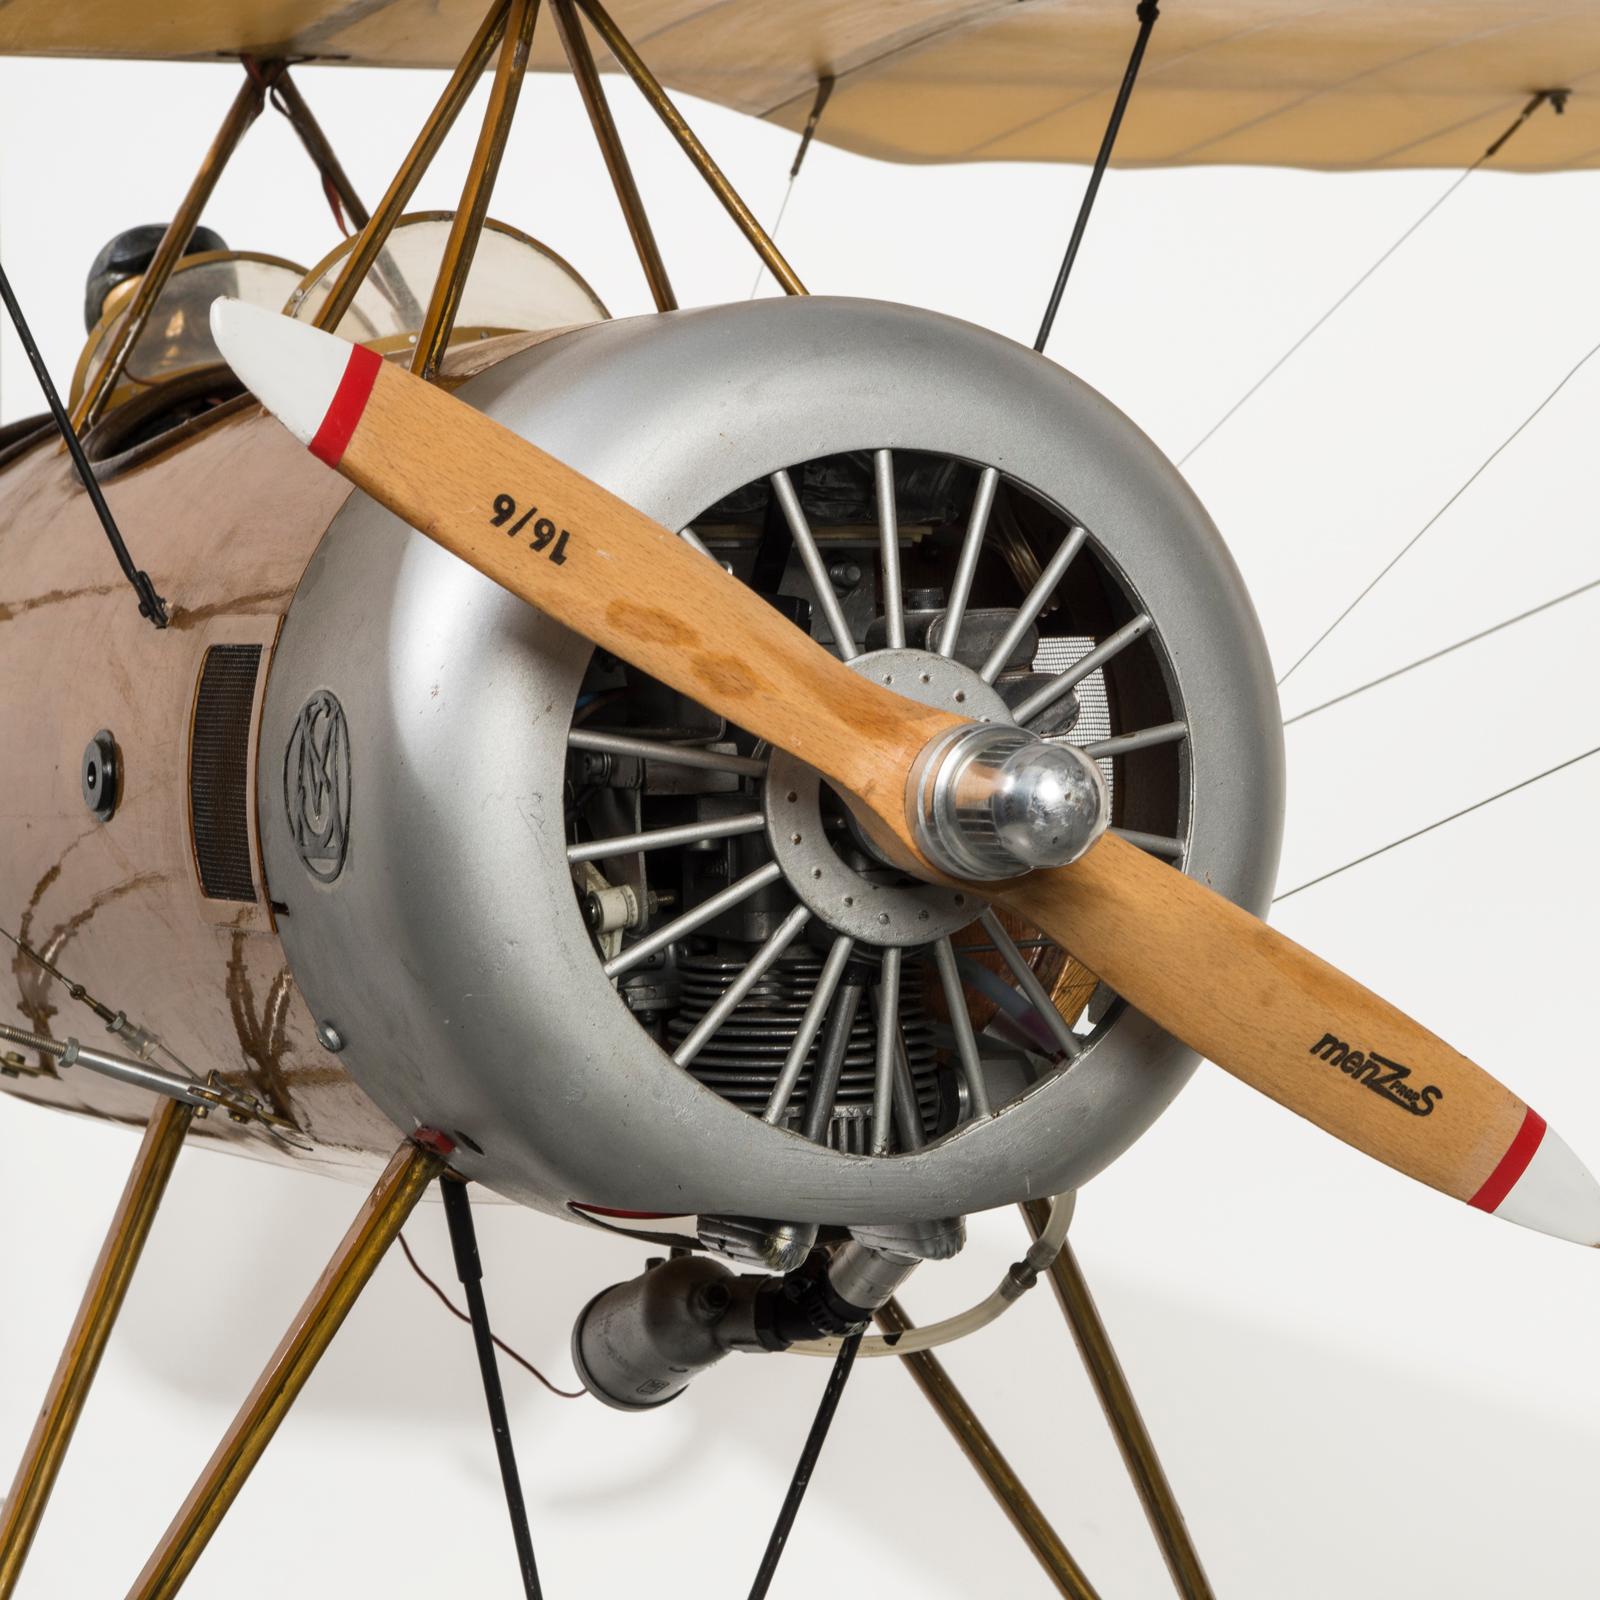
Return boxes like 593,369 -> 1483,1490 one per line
3,1 -> 1595,172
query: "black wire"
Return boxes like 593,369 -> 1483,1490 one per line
1273,743 -> 1600,903
1276,330 -> 1600,689
747,1330 -> 864,1600
1033,0 -> 1159,353
1283,575 -> 1600,726
1179,90 -> 1559,468
440,1177 -> 544,1600
0,262 -> 167,626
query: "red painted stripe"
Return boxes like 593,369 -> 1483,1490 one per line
308,343 -> 382,467
1469,1106 -> 1547,1213
411,1125 -> 458,1158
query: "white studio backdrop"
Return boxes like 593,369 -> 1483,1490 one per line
1,50 -> 1597,1600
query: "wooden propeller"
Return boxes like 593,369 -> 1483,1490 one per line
212,300 -> 1600,1247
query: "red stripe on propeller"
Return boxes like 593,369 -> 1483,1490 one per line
1469,1106 -> 1547,1213
309,342 -> 382,467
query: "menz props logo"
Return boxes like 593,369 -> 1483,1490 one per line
284,690 -> 351,883
1309,1032 -> 1444,1117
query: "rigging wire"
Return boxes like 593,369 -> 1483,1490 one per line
1034,0 -> 1160,353
1283,575 -> 1600,726
398,1232 -> 585,1399
1273,743 -> 1600,903
747,1330 -> 863,1600
747,75 -> 833,299
1179,89 -> 1563,468
0,262 -> 167,626
1276,329 -> 1600,689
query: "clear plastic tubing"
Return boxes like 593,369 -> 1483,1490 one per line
786,1191 -> 1073,1359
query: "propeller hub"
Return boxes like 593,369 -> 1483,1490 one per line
910,724 -> 1109,881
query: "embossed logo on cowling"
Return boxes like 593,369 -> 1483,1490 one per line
284,690 -> 351,883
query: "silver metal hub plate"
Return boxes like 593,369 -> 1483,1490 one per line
763,648 -> 1008,945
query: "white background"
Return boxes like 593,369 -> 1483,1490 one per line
2,49 -> 1598,1600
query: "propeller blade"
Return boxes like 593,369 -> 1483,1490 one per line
209,298 -> 953,854
211,298 -> 1600,1246
996,835 -> 1600,1245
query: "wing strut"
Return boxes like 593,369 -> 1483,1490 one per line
876,1297 -> 1104,1599
1022,1201 -> 1215,1600
0,1098 -> 194,1596
124,1132 -> 451,1599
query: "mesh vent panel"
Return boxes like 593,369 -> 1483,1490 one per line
190,643 -> 262,902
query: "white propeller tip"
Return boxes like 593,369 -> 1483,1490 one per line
210,297 -> 364,452
1482,1115 -> 1600,1247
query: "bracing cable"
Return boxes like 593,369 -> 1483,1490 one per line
1283,576 -> 1600,726
1277,331 -> 1600,689
1180,89 -> 1562,468
1274,743 -> 1600,903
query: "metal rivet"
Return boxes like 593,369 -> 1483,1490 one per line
316,1021 -> 345,1053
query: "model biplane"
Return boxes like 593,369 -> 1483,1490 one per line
1,3 -> 1596,1596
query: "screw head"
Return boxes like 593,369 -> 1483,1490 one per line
315,1021 -> 345,1053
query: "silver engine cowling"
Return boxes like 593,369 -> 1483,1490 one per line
258,296 -> 1283,1226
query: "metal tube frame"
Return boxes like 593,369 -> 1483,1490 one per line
573,0 -> 807,295
299,0 -> 796,347
125,1134 -> 451,1600
1021,1200 -> 1215,1600
269,65 -> 371,230
313,0 -> 512,335
72,63 -> 277,431
550,0 -> 677,311
874,1297 -> 1101,1600
66,0 -> 796,423
412,0 -> 542,379
0,1099 -> 195,1597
